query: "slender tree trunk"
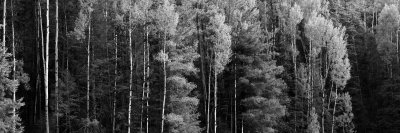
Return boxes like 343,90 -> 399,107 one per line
92,44 -> 96,120
207,52 -> 211,133
140,28 -> 145,133
11,0 -> 16,131
87,11 -> 91,126
113,33 -> 117,133
308,40 -> 312,118
234,61 -> 237,133
128,29 -> 133,133
39,2 -> 44,69
2,0 -> 5,49
128,1 -> 133,131
45,0 -> 50,132
331,86 -> 338,133
214,55 -> 218,133
397,30 -> 399,65
241,119 -> 243,133
161,34 -> 167,133
34,1 -> 39,123
55,0 -> 59,132
146,24 -> 150,133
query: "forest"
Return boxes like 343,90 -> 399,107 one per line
1,0 -> 400,133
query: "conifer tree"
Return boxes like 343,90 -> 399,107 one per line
307,107 -> 320,133
239,23 -> 286,133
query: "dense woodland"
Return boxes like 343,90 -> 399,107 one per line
2,0 -> 400,133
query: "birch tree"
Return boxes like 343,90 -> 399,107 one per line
55,0 -> 60,132
45,0 -> 49,132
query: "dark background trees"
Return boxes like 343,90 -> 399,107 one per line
1,0 -> 400,133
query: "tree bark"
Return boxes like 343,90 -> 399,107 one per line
45,0 -> 50,132
86,9 -> 91,127
128,28 -> 133,133
161,33 -> 167,133
128,0 -> 133,131
55,0 -> 59,132
214,55 -> 218,133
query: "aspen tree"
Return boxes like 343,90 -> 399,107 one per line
128,0 -> 133,132
55,0 -> 60,132
45,0 -> 50,132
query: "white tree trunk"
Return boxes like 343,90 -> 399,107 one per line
214,63 -> 218,133
87,12 -> 91,126
161,34 -> 167,133
11,0 -> 16,132
146,25 -> 150,133
55,0 -> 59,132
127,1 -> 133,132
207,56 -> 211,133
45,0 -> 50,132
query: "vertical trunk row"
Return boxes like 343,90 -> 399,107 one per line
55,0 -> 59,132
